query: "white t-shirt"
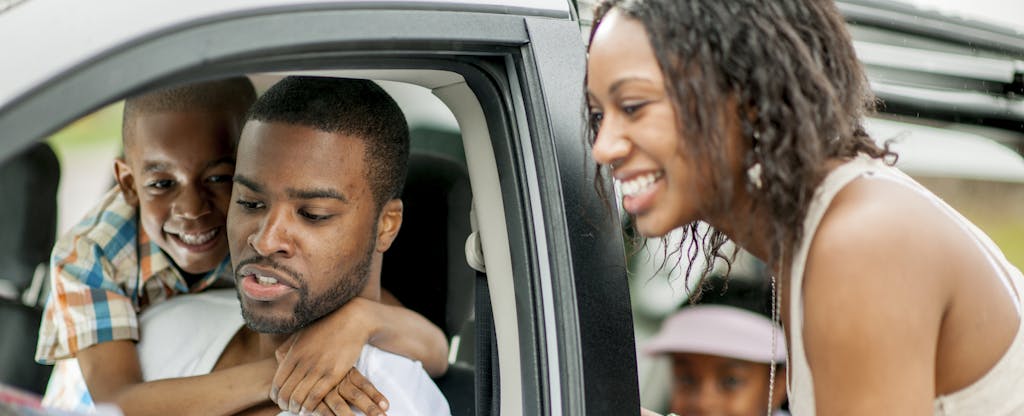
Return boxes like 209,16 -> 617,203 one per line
136,289 -> 451,416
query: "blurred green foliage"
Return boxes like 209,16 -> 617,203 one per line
46,101 -> 123,160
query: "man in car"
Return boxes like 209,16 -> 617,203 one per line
134,76 -> 451,415
36,77 -> 448,415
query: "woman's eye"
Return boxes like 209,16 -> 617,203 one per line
146,179 -> 174,190
621,101 -> 647,115
588,111 -> 604,134
235,199 -> 264,210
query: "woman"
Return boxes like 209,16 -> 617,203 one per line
585,1 -> 1024,414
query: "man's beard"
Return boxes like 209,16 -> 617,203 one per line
235,243 -> 374,334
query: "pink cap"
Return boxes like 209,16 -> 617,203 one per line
643,304 -> 787,364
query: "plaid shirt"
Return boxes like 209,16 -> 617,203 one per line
35,187 -> 232,410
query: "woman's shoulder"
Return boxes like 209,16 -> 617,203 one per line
811,171 -> 966,266
801,173 -> 957,316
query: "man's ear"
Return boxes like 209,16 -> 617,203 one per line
374,199 -> 403,253
113,158 -> 139,206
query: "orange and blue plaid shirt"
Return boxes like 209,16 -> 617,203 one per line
35,187 -> 232,410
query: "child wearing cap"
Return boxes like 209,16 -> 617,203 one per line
642,273 -> 789,416
645,304 -> 788,416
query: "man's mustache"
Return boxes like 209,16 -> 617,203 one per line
234,255 -> 303,284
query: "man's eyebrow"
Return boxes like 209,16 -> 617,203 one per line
287,187 -> 348,203
206,156 -> 236,170
233,175 -> 263,193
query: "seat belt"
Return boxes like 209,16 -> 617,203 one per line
465,202 -> 499,414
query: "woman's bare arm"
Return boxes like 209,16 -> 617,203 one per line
800,180 -> 951,415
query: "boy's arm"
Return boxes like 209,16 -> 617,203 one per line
41,227 -> 273,414
371,291 -> 449,377
43,238 -> 275,415
273,295 -> 449,414
76,340 -> 277,415
44,230 -> 384,415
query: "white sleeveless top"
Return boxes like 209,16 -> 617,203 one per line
786,155 -> 1024,415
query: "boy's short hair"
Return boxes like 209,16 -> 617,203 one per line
247,76 -> 410,210
122,76 -> 257,150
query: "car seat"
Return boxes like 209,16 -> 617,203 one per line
380,127 -> 475,415
0,142 -> 60,394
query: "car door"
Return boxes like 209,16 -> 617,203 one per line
0,1 -> 639,415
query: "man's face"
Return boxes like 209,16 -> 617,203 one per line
117,111 -> 237,275
228,121 -> 396,333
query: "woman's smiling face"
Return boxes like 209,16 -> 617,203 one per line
587,9 -> 704,237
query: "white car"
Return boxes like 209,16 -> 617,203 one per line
0,1 -> 637,415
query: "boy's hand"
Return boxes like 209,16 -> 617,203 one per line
271,298 -> 390,415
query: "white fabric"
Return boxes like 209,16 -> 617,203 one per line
136,289 -> 451,416
41,292 -> 245,412
787,155 -> 1024,415
136,290 -> 244,380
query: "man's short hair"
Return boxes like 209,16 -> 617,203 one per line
122,76 -> 257,148
247,76 -> 410,209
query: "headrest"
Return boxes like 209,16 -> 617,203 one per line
381,136 -> 473,339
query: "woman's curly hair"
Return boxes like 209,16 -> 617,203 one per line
588,0 -> 894,281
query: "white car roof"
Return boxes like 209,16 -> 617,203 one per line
0,0 -> 571,107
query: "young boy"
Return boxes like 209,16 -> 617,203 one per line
35,77 -> 448,415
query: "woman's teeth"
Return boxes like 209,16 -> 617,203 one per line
177,228 -> 218,245
619,172 -> 663,197
255,275 -> 279,286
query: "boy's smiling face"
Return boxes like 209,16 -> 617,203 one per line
116,110 -> 238,275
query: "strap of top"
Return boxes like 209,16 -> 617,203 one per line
786,155 -> 886,414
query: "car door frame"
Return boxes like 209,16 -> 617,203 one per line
0,6 -> 638,415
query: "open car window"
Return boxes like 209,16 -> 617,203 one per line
0,2 -> 640,415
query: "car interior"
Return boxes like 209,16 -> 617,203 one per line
1,0 -> 646,411
0,142 -> 61,395
0,71 -> 513,416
